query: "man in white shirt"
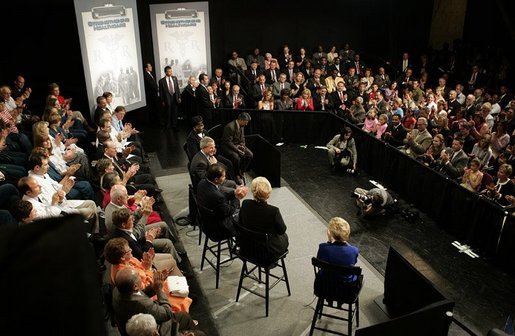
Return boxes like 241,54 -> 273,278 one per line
27,154 -> 99,233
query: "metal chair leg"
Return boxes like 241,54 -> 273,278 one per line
236,262 -> 246,302
281,257 -> 291,296
265,268 -> 270,317
200,235 -> 208,270
215,241 -> 221,289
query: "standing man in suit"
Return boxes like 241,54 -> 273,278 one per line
220,112 -> 254,183
196,73 -> 213,129
143,63 -> 159,128
180,75 -> 198,127
158,66 -> 180,130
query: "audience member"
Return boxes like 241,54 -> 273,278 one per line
112,267 -> 198,336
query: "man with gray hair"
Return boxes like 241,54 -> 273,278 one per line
126,314 -> 159,336
401,117 -> 432,158
189,136 -> 239,195
105,184 -> 183,262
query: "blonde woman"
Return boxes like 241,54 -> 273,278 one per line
296,89 -> 314,111
238,176 -> 289,260
317,217 -> 359,268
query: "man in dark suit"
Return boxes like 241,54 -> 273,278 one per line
264,60 -> 280,85
440,138 -> 469,179
143,63 -> 160,127
158,66 -> 181,129
249,74 -> 270,108
186,116 -> 237,182
244,60 -> 262,86
109,207 -> 158,261
313,86 -> 334,111
196,164 -> 247,236
180,75 -> 198,127
223,84 -> 246,109
382,113 -> 407,147
190,136 -> 239,193
220,112 -> 254,181
284,60 -> 297,83
113,267 -> 197,336
196,73 -> 213,129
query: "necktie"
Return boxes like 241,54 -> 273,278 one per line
261,84 -> 265,95
234,96 -> 238,108
272,71 -> 276,82
280,83 -> 284,90
168,77 -> 174,95
253,70 -> 256,76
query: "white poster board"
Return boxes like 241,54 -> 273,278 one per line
74,1 -> 145,115
149,2 -> 211,89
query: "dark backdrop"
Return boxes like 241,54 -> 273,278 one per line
1,0 -> 513,119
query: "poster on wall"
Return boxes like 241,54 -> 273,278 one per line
74,0 -> 145,115
149,2 -> 211,89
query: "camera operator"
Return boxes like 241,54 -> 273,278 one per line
353,187 -> 395,217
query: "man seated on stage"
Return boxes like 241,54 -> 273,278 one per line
220,112 -> 253,185
190,136 -> 239,196
185,116 -> 237,181
196,164 -> 247,236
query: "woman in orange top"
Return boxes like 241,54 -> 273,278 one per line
104,238 -> 192,313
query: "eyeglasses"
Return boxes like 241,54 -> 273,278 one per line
123,248 -> 132,254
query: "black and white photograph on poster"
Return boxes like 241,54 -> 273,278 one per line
74,0 -> 145,113
150,2 -> 211,87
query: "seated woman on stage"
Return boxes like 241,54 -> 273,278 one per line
317,217 -> 359,280
104,238 -> 192,313
238,176 -> 289,261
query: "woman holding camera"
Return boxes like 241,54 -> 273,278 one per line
326,127 -> 357,173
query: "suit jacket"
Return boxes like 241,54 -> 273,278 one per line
221,120 -> 245,154
317,242 -> 359,267
113,288 -> 173,336
382,123 -> 407,147
284,67 -> 297,82
313,93 -> 334,111
94,107 -> 110,126
224,93 -> 246,109
189,150 -> 211,188
196,179 -> 236,235
144,71 -> 159,99
110,227 -> 152,261
272,81 -> 291,98
195,84 -> 212,117
238,199 -> 289,260
158,76 -> 180,106
442,148 -> 468,178
373,74 -> 391,90
250,83 -> 270,103
404,129 -> 432,157
244,68 -> 262,84
264,69 -> 280,85
185,130 -> 205,160
180,84 -> 198,119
